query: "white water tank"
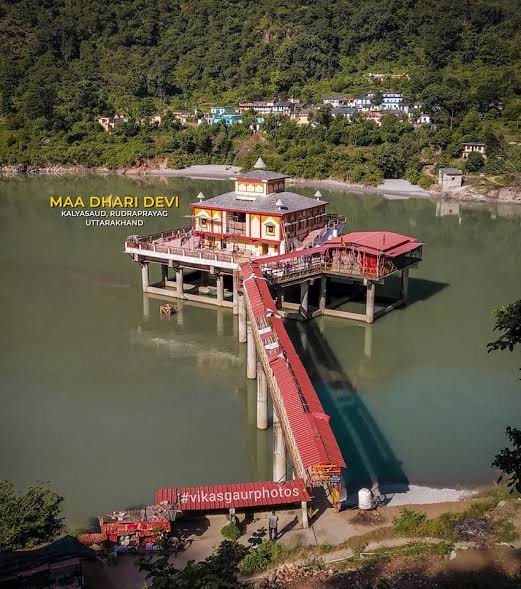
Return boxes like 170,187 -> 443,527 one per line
358,488 -> 373,510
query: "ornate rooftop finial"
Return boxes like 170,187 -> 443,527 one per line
196,191 -> 205,201
254,157 -> 266,169
314,190 -> 323,200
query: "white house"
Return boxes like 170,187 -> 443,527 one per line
381,93 -> 403,111
322,95 -> 349,108
462,142 -> 487,159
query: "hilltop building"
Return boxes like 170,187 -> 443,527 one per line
238,101 -> 293,117
290,108 -> 315,125
210,106 -> 233,115
171,110 -> 194,125
380,93 -> 403,111
322,96 -> 349,108
415,113 -> 431,126
149,113 -> 162,125
331,106 -> 358,121
462,142 -> 487,159
199,113 -> 243,126
96,114 -> 128,131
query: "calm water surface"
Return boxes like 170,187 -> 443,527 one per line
0,175 -> 520,526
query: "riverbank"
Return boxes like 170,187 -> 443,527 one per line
2,163 -> 520,204
81,485 -> 521,589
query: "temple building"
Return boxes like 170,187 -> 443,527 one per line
191,165 -> 337,256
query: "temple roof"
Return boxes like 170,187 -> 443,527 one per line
191,191 -> 327,214
231,170 -> 289,182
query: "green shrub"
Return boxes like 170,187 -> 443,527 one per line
392,508 -> 427,535
239,541 -> 284,575
464,500 -> 496,518
418,174 -> 434,189
302,557 -> 325,570
400,541 -> 453,558
422,512 -> 460,539
494,518 -> 519,543
221,522 -> 241,541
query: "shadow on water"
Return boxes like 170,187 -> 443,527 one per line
382,276 -> 449,306
286,319 -> 409,495
324,276 -> 449,310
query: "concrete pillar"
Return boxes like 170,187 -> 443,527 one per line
141,263 -> 149,292
300,281 -> 309,314
256,363 -> 268,430
401,267 -> 409,304
301,501 -> 309,529
363,325 -> 373,359
247,322 -> 257,379
366,282 -> 375,324
176,304 -> 184,327
238,295 -> 247,343
276,288 -> 285,309
161,264 -> 168,286
232,273 -> 239,316
142,294 -> 150,320
216,309 -> 224,336
176,268 -> 184,299
319,276 -> 327,313
273,408 -> 287,482
216,274 -> 224,307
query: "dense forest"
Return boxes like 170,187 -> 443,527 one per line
0,0 -> 520,184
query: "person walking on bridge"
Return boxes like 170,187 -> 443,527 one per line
268,510 -> 279,540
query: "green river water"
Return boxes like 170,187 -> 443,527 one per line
1,175 -> 520,526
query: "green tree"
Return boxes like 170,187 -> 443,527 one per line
464,151 -> 485,172
0,481 -> 64,550
493,427 -> 521,494
488,300 -> 521,357
139,539 -> 248,589
371,92 -> 384,107
459,111 -> 481,136
372,143 -> 405,178
314,104 -> 333,129
488,300 -> 521,493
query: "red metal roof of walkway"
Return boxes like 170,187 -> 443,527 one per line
241,261 -> 346,475
155,480 -> 310,511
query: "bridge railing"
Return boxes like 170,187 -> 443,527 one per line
125,235 -> 252,264
259,248 -> 422,284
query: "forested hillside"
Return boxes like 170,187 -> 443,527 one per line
1,0 -> 521,183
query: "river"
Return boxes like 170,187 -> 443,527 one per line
0,175 -> 520,526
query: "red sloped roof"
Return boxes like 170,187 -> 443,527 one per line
328,231 -> 421,257
155,479 -> 310,510
240,261 -> 346,472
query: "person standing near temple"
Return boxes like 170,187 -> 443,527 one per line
268,510 -> 279,540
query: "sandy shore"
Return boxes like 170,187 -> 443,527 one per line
138,165 -> 521,203
379,484 -> 476,506
2,163 -> 520,203
143,163 -> 242,180
143,164 -> 433,198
